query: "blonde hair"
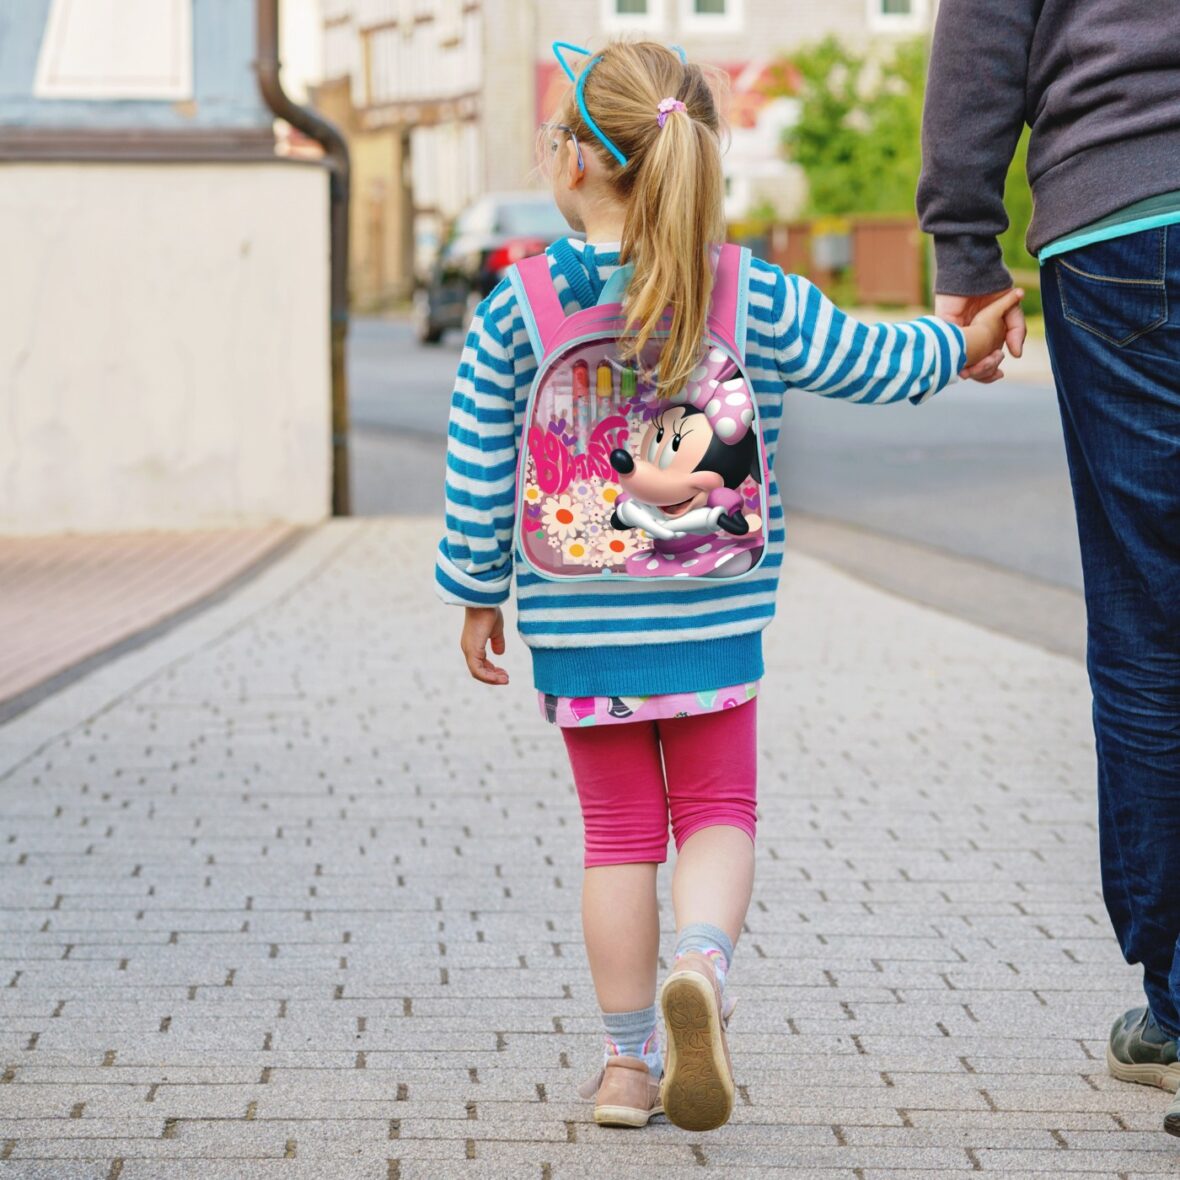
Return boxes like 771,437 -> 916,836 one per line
556,42 -> 727,398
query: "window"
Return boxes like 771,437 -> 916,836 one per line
678,0 -> 743,34
601,0 -> 666,32
866,0 -> 928,32
34,0 -> 193,100
493,200 -> 573,238
453,199 -> 493,239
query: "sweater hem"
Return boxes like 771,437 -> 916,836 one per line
1029,129 -> 1180,257
530,633 -> 765,697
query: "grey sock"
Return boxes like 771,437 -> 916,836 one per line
674,922 -> 734,989
602,1004 -> 661,1074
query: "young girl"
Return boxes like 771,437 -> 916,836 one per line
435,40 -> 1020,1132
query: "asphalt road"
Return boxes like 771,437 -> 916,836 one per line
349,316 -> 1083,593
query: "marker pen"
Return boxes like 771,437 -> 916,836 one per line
595,360 -> 613,423
572,359 -> 590,440
620,364 -> 637,403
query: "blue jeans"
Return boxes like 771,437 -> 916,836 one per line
1041,226 -> 1180,1035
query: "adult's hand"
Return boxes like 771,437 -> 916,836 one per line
936,290 -> 1027,384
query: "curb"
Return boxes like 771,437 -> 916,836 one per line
0,520 -> 364,778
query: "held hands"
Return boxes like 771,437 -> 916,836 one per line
461,606 -> 509,686
612,496 -> 683,540
615,499 -> 743,539
669,504 -> 726,535
673,504 -> 751,536
937,288 -> 1027,384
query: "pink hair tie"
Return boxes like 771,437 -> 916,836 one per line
657,97 -> 687,128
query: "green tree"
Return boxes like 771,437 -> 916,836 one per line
774,35 -> 1038,298
779,36 -> 927,217
998,128 -> 1041,312
1000,128 -> 1037,271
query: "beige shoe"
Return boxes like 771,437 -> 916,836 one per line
659,951 -> 735,1131
578,1055 -> 664,1127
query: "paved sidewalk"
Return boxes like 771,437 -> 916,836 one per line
0,519 -> 1172,1178
0,526 -> 297,716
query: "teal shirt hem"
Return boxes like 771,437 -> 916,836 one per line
1040,199 -> 1180,265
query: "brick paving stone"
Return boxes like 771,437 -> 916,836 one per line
113,1166 -> 371,1180
7,1131 -> 293,1160
975,1149 -> 1180,1172
855,1173 -> 998,1180
0,1165 -> 108,1180
0,518 -> 1169,1178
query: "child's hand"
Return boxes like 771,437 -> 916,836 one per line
957,288 -> 1025,375
461,606 -> 509,686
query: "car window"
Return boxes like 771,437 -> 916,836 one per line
493,200 -> 570,236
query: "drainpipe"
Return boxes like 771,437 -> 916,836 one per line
256,0 -> 351,516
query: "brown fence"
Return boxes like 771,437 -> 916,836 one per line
769,216 -> 926,307
852,218 -> 925,306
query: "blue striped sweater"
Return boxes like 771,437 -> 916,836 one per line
435,238 -> 966,698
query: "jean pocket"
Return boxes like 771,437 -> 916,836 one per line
1057,228 -> 1168,347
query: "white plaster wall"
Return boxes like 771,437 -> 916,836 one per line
0,162 -> 332,533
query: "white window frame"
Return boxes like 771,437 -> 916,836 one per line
600,0 -> 667,34
866,0 -> 929,34
678,0 -> 744,35
34,0 -> 193,101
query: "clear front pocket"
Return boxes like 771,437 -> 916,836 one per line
518,338 -> 768,581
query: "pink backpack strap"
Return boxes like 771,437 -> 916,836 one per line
509,253 -> 567,363
707,243 -> 751,361
511,244 -> 750,363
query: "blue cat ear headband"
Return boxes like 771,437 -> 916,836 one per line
551,41 -> 688,170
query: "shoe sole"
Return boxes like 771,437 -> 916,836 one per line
594,1102 -> 663,1128
1106,1044 -> 1180,1092
659,969 -> 735,1132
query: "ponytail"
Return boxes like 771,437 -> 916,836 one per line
557,42 -> 727,398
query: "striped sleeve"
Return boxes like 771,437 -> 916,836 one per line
434,291 -> 520,608
770,269 -> 967,405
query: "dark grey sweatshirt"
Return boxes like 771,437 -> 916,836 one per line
917,0 -> 1180,295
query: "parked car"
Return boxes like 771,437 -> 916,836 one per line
412,192 -> 576,344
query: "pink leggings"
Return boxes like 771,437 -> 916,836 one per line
561,700 -> 758,868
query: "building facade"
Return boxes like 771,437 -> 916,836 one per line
0,0 -> 333,534
316,0 -> 932,304
535,0 -> 933,225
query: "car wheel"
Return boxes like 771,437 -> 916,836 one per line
413,289 -> 444,345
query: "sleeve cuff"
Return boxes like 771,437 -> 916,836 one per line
933,234 -> 1013,296
434,545 -> 512,608
908,318 -> 967,406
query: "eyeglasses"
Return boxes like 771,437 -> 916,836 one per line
542,122 -> 584,174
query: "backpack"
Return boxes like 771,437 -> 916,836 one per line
510,243 -> 768,583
